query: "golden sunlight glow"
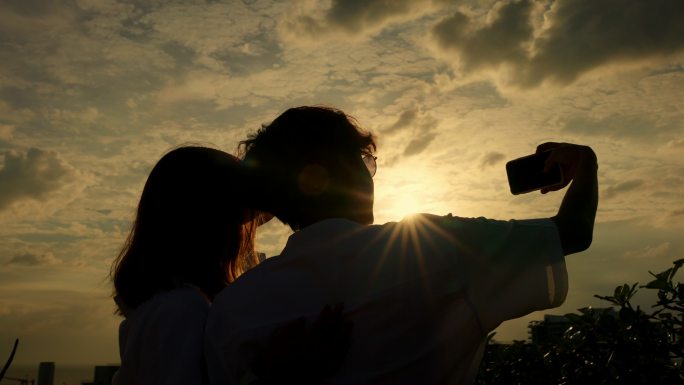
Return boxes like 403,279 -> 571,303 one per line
387,194 -> 428,220
374,162 -> 451,223
364,213 -> 472,288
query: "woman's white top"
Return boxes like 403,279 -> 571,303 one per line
113,286 -> 210,385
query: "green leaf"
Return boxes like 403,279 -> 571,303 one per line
644,278 -> 670,291
655,268 -> 673,282
613,285 -> 623,299
670,259 -> 684,280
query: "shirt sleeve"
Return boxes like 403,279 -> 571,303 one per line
429,215 -> 567,332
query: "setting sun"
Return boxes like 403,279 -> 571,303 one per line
373,162 -> 445,223
388,195 -> 427,220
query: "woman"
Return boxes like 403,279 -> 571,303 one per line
111,146 -> 258,385
111,146 -> 351,385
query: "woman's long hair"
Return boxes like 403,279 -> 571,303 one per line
111,146 -> 257,314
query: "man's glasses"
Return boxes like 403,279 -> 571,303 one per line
362,154 -> 377,177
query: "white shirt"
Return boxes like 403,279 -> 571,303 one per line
113,286 -> 210,385
205,214 -> 567,385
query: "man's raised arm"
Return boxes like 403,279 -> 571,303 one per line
538,142 -> 599,256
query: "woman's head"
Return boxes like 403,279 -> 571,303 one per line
112,146 -> 256,313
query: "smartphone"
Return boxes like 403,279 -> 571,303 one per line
506,150 -> 563,195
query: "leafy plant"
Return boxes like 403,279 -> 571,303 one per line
476,259 -> 684,384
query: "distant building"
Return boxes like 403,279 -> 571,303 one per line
529,314 -> 571,344
81,365 -> 119,385
529,308 -> 618,344
36,362 -> 54,385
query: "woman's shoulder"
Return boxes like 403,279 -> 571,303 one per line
131,286 -> 210,324
155,285 -> 210,315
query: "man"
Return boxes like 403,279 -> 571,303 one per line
205,106 -> 599,384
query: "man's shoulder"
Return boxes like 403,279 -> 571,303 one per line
281,214 -> 491,253
382,213 -> 498,235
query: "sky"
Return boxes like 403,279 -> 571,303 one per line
0,0 -> 683,366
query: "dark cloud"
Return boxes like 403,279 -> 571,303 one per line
433,0 -> 534,71
669,209 -> 684,219
432,0 -> 684,86
603,179 -> 644,200
452,81 -> 509,108
159,40 -> 197,68
648,64 -> 684,77
524,0 -> 684,86
89,208 -> 112,215
384,108 -> 418,133
480,151 -> 506,169
562,114 -> 681,140
403,132 -> 438,156
286,0 -> 424,37
0,0 -> 63,18
4,251 -> 61,266
0,148 -> 76,210
325,0 -> 415,32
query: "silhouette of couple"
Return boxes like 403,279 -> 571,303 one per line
111,106 -> 599,385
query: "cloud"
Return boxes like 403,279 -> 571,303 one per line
0,123 -> 13,140
602,179 -> 644,200
648,64 -> 684,77
431,0 -> 684,87
403,132 -> 438,156
0,148 -> 77,210
4,251 -> 61,266
452,81 -> 509,108
480,151 -> 505,169
672,209 -> 684,217
282,0 -> 432,40
0,0 -> 63,17
623,242 -> 671,259
662,209 -> 684,226
667,138 -> 684,148
562,114 -> 681,141
523,0 -> 684,86
384,108 -> 418,133
323,0 -> 418,32
432,0 -> 535,71
146,2 -> 282,72
0,285 -> 120,364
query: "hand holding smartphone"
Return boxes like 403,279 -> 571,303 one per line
506,150 -> 564,195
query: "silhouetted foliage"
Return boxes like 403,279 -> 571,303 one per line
476,259 -> 684,384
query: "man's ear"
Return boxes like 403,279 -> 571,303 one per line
298,164 -> 331,196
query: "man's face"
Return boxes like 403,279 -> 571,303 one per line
339,153 -> 374,225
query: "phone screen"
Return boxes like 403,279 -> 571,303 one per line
506,151 -> 563,195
